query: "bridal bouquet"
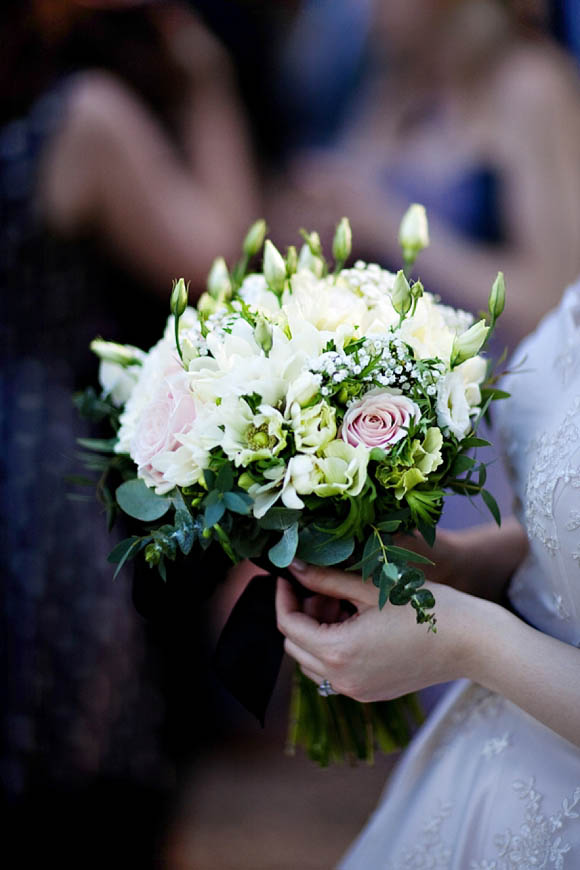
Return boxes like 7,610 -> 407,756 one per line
77,205 -> 506,764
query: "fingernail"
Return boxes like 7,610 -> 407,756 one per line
291,558 -> 306,572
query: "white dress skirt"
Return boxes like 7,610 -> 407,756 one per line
339,283 -> 580,869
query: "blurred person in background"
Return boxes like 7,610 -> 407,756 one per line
0,1 -> 257,866
270,0 -> 580,340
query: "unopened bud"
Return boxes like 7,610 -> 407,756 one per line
170,277 -> 189,317
297,243 -> 324,278
253,314 -> 273,354
238,472 -> 255,490
399,203 -> 430,262
90,339 -> 143,367
197,291 -> 219,317
207,257 -> 232,300
332,217 -> 352,264
411,279 -> 424,301
391,270 -> 412,316
286,245 -> 298,276
243,219 -> 267,257
145,541 -> 162,566
303,230 -> 322,257
451,319 -> 489,366
489,271 -> 505,320
263,240 -> 286,294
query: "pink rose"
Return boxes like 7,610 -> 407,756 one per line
132,366 -> 196,488
341,388 -> 420,451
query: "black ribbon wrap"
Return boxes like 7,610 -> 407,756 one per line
212,561 -> 312,726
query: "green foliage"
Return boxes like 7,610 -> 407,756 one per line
269,522 -> 299,568
116,479 -> 171,522
297,528 -> 355,566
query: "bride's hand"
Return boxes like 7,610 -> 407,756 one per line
276,560 -> 489,702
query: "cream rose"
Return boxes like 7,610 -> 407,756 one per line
341,388 -> 420,451
132,367 -> 197,493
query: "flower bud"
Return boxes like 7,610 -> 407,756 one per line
207,257 -> 232,301
170,277 -> 189,317
238,472 -> 255,490
399,203 -> 430,262
263,240 -> 287,294
332,217 -> 352,264
253,314 -> 273,354
391,269 -> 412,316
286,245 -> 298,276
488,271 -> 505,320
451,319 -> 489,366
90,339 -> 143,367
197,291 -> 219,317
243,219 -> 267,257
411,279 -> 424,301
297,243 -> 324,277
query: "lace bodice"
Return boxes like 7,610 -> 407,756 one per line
498,284 -> 580,646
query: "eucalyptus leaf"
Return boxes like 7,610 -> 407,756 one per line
361,533 -> 381,580
297,529 -> 354,566
258,508 -> 302,530
450,454 -> 477,476
269,522 -> 299,568
216,464 -> 235,493
223,491 -> 252,514
77,437 -> 117,454
385,545 -> 434,566
107,536 -> 141,564
116,479 -> 171,522
204,499 -> 226,529
174,509 -> 195,554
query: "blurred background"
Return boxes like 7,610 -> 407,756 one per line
2,0 -> 580,867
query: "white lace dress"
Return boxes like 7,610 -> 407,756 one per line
339,284 -> 580,870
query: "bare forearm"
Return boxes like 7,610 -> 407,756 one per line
466,600 -> 580,747
450,516 -> 528,600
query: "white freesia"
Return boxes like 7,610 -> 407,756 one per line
99,359 -> 142,407
248,455 -> 321,516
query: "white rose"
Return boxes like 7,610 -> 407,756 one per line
398,294 -> 455,362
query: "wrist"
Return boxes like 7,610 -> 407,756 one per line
459,595 -> 518,686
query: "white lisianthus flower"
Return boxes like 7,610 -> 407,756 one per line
456,355 -> 487,407
398,293 -> 455,362
436,371 -> 477,440
289,400 -> 337,454
313,440 -> 369,498
220,398 -> 287,467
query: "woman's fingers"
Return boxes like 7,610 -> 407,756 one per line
284,638 -> 325,680
290,560 -> 378,607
